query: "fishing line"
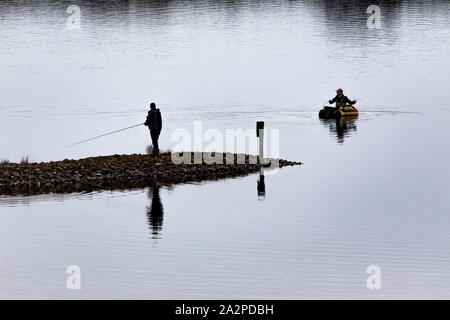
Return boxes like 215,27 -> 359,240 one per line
66,123 -> 144,148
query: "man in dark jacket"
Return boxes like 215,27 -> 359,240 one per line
144,102 -> 162,155
329,88 -> 357,107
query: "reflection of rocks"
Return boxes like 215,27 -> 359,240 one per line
147,185 -> 164,239
321,115 -> 358,144
0,153 -> 302,195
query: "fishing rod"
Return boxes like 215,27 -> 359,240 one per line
66,123 -> 145,148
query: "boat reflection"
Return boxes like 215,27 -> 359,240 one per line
320,115 -> 358,144
146,185 -> 164,239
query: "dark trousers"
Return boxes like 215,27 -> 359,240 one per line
150,129 -> 161,152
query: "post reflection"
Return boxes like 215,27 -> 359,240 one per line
257,169 -> 266,200
320,115 -> 358,144
146,184 -> 164,239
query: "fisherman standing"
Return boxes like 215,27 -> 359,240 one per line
144,102 -> 162,155
329,88 -> 356,107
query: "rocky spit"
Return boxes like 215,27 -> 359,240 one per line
0,153 -> 302,195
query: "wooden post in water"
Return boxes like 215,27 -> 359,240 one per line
256,121 -> 266,199
256,121 -> 264,162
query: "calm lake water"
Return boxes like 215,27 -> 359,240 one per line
1,0 -> 449,299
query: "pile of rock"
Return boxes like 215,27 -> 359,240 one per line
0,152 -> 302,195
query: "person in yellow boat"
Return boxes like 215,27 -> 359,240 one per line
329,88 -> 357,107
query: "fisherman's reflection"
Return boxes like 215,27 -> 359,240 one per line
321,115 -> 358,144
147,184 -> 164,239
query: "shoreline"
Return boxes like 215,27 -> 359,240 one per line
0,153 -> 302,195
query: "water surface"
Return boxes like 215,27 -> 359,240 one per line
0,0 -> 449,299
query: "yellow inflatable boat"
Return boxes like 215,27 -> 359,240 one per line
319,105 -> 359,119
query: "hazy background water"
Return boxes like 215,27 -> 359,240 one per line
0,0 -> 449,299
